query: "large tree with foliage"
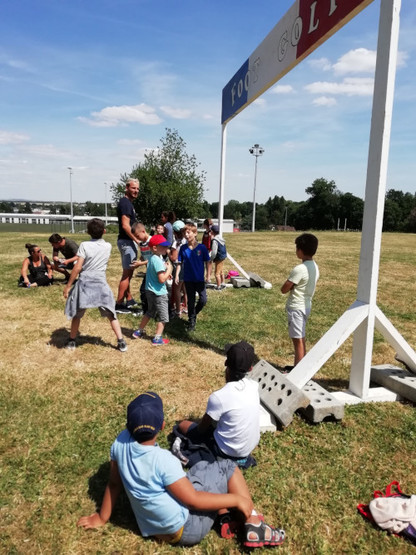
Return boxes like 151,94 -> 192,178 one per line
113,128 -> 206,225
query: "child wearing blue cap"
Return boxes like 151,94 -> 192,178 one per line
77,391 -> 285,548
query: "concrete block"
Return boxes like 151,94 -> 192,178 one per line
371,364 -> 416,403
300,380 -> 344,423
259,404 -> 277,432
250,360 -> 310,427
231,276 -> 251,288
247,271 -> 272,289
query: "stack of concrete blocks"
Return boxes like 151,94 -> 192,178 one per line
251,360 -> 345,428
370,364 -> 416,402
230,271 -> 272,289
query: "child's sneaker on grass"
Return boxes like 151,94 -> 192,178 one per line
126,298 -> 139,309
66,339 -> 76,350
117,338 -> 128,352
115,302 -> 131,314
244,520 -> 285,548
152,336 -> 169,346
132,329 -> 145,339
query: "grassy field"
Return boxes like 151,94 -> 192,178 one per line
1,230 -> 416,554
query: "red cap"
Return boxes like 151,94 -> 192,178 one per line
149,234 -> 171,248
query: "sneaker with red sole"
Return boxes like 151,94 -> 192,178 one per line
152,337 -> 170,346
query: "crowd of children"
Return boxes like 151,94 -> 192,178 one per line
18,206 -> 321,549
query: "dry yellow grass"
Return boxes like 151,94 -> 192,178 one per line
1,230 -> 416,554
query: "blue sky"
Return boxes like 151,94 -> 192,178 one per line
0,0 -> 415,206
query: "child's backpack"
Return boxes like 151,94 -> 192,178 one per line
213,238 -> 227,262
357,481 -> 416,545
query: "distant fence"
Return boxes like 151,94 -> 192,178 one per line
0,213 -> 118,233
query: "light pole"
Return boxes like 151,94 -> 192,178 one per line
104,182 -> 108,225
67,166 -> 75,234
249,144 -> 264,232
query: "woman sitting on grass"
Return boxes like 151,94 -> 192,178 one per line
19,243 -> 53,288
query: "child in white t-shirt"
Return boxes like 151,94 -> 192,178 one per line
281,233 -> 319,368
177,341 -> 260,467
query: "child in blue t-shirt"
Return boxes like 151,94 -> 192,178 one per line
175,223 -> 211,332
77,391 -> 285,548
132,235 -> 172,346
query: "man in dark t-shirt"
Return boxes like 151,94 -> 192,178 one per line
48,233 -> 79,282
115,178 -> 140,313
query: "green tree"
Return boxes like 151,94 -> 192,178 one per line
0,201 -> 14,213
338,192 -> 364,230
85,201 -> 105,217
113,129 -> 206,225
296,178 -> 340,230
23,202 -> 32,214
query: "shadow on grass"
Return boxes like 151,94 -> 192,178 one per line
49,327 -> 117,350
87,461 -> 140,534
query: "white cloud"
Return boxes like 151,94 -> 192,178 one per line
0,130 -> 30,145
253,97 -> 266,107
305,77 -> 374,96
79,103 -> 162,127
270,84 -> 294,94
17,144 -> 70,158
333,48 -> 376,75
159,106 -> 191,119
308,57 -> 332,72
117,138 -> 144,146
313,96 -> 337,107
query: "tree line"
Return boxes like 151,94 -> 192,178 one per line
205,180 -> 416,233
2,129 -> 415,232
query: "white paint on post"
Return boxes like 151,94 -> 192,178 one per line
218,123 -> 227,236
349,0 -> 402,398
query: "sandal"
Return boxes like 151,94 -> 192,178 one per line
214,512 -> 239,539
244,520 -> 285,548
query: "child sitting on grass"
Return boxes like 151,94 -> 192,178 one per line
281,233 -> 319,369
131,234 -> 172,346
176,341 -> 260,469
63,218 -> 127,352
77,391 -> 285,548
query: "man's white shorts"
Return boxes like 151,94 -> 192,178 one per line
287,308 -> 310,339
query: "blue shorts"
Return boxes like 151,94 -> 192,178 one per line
117,239 -> 137,270
178,459 -> 236,546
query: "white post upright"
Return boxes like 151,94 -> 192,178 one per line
349,0 -> 401,398
218,123 -> 227,235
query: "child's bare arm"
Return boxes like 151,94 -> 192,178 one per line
77,460 -> 123,530
167,476 -> 253,519
130,259 -> 148,269
63,257 -> 84,298
174,262 -> 181,284
281,280 -> 294,294
157,261 -> 173,284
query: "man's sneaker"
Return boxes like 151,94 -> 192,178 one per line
117,338 -> 128,352
152,336 -> 170,346
187,320 -> 196,332
115,303 -> 131,314
132,329 -> 145,339
66,339 -> 76,350
126,298 -> 139,309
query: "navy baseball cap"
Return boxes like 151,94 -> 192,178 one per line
224,341 -> 255,375
126,392 -> 164,441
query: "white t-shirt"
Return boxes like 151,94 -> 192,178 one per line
206,377 -> 260,458
77,238 -> 111,278
286,259 -> 319,312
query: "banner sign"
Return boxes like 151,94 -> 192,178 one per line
222,0 -> 374,124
